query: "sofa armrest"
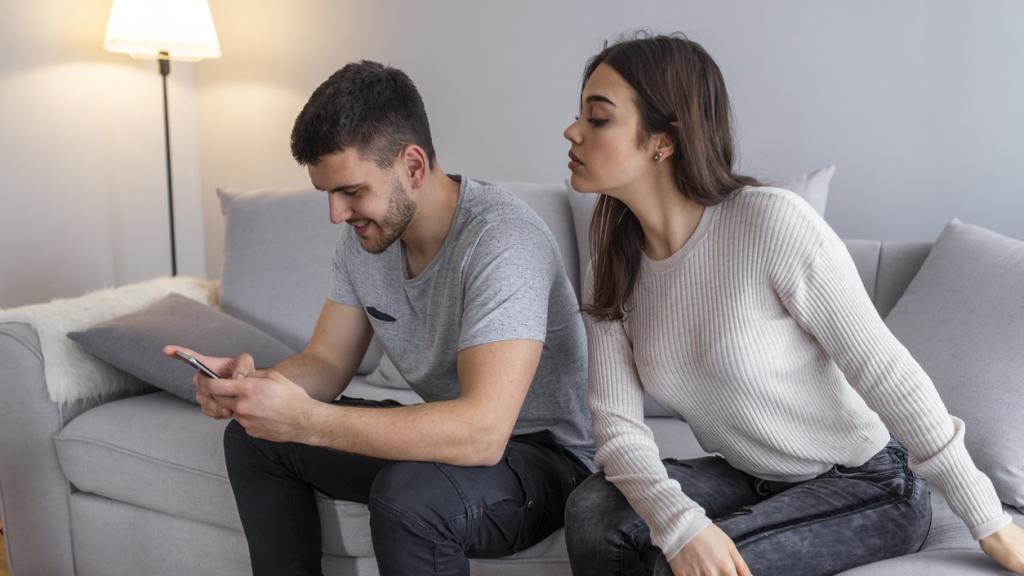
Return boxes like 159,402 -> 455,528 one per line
0,322 -> 149,575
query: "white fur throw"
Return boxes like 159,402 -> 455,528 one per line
0,276 -> 215,404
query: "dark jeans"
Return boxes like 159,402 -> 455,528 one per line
223,397 -> 588,576
565,439 -> 932,576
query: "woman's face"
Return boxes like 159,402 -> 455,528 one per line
563,63 -> 657,196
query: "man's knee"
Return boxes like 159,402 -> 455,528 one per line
223,419 -> 247,457
368,462 -> 465,540
223,419 -> 270,478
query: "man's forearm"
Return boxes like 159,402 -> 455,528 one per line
274,351 -> 351,403
303,399 -> 508,467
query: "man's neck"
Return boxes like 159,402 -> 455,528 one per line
402,167 -> 461,278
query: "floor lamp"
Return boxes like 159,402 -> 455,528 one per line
103,0 -> 221,276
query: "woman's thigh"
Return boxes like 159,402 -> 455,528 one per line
566,456 -> 761,575
569,455 -> 761,532
717,441 -> 932,576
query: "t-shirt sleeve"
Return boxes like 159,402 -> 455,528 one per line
328,230 -> 362,308
457,219 -> 559,351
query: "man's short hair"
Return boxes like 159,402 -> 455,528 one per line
290,60 -> 436,168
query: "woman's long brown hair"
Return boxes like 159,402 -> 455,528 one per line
583,33 -> 760,322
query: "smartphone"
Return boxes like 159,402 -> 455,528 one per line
174,350 -> 220,379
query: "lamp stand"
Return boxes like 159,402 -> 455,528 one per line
158,51 -> 177,276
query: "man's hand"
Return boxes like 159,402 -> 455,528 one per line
667,524 -> 752,576
204,369 -> 319,444
981,522 -> 1024,575
162,345 -> 255,420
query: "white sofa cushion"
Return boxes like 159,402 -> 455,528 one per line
0,276 -> 212,404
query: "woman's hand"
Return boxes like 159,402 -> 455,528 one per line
981,522 -> 1024,575
668,524 -> 751,576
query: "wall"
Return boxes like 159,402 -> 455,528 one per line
3,1 -> 1021,306
197,0 -> 1024,280
0,0 -> 206,309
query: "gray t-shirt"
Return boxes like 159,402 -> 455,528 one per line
330,176 -> 594,463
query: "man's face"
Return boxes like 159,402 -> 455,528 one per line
308,149 -> 416,254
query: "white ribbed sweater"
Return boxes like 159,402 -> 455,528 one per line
584,187 -> 1011,560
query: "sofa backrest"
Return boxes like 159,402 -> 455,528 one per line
842,240 -> 932,318
217,181 -> 585,377
216,182 -> 933,405
217,187 -> 383,374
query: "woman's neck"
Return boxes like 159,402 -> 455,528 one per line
622,176 -> 705,261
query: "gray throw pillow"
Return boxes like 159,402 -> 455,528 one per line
68,294 -> 297,403
885,219 -> 1024,512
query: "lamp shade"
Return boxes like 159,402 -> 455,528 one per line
103,0 -> 221,61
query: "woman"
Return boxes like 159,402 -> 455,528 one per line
562,33 -> 1023,576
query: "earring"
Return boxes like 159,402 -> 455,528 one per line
653,152 -> 663,161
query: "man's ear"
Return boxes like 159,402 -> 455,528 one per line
399,144 -> 430,190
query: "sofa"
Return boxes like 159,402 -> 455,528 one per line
1,179 -> 1020,576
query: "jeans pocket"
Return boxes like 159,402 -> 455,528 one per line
831,441 -> 915,498
505,441 -> 571,551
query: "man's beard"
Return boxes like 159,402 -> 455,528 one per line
360,178 -> 416,254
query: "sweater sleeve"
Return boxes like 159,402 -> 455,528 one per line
776,219 -> 1011,540
583,270 -> 712,559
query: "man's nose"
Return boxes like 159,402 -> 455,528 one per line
329,196 -> 352,224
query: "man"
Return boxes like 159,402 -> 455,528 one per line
165,60 -> 593,576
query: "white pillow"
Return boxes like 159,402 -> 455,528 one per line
0,276 -> 214,404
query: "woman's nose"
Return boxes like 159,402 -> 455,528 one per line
564,117 -> 582,143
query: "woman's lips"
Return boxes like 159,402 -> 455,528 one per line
568,151 -> 584,170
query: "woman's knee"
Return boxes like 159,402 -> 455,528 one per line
565,472 -> 639,546
566,473 -> 615,525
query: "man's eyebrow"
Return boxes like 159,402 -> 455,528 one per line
325,182 -> 364,193
585,94 -> 616,107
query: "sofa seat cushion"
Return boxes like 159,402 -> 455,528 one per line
52,389 -> 702,561
54,381 -> 424,553
56,391 -> 242,532
58,391 -> 1018,570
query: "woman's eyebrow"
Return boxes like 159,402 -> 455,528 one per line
585,94 -> 616,107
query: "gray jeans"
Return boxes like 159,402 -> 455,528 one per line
564,439 -> 931,576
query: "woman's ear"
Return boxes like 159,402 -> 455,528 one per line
651,133 -> 675,161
